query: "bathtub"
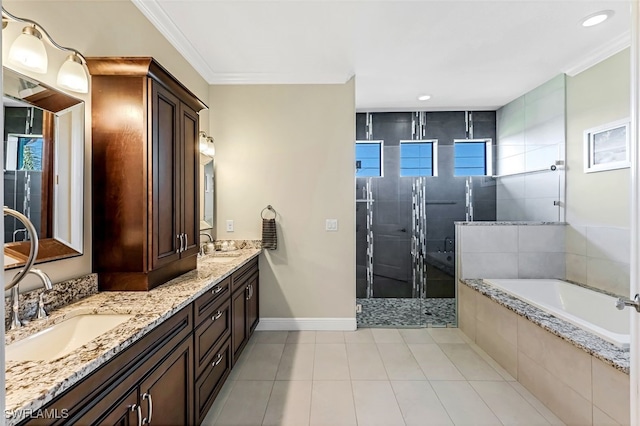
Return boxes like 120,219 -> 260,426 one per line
482,278 -> 630,349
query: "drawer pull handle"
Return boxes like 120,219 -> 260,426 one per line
212,353 -> 223,367
212,286 -> 223,295
211,310 -> 223,321
141,393 -> 153,424
130,404 -> 142,426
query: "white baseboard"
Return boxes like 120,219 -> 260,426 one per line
255,317 -> 357,331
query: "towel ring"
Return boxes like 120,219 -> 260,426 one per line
261,205 -> 277,219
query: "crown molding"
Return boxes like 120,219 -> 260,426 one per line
207,72 -> 353,85
564,31 -> 631,77
131,0 -> 216,82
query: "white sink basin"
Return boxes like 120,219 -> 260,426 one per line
6,314 -> 133,362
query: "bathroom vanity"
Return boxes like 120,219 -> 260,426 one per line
5,251 -> 260,426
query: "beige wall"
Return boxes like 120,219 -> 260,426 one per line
2,1 -> 209,291
565,49 -> 630,294
565,49 -> 630,228
210,81 -> 356,320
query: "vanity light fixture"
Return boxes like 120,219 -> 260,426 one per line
57,53 -> 89,93
2,7 -> 90,93
417,94 -> 432,101
199,131 -> 216,157
8,25 -> 48,74
581,10 -> 614,27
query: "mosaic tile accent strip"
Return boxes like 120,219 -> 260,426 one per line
461,278 -> 629,374
4,273 -> 98,329
356,297 -> 456,327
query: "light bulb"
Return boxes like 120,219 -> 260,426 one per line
8,26 -> 48,74
57,54 -> 89,93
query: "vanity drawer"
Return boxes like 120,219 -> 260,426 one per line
194,298 -> 231,379
231,257 -> 258,292
194,277 -> 230,326
194,336 -> 232,425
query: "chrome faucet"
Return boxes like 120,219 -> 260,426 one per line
199,233 -> 214,256
443,236 -> 453,253
4,207 -> 55,329
10,268 -> 53,329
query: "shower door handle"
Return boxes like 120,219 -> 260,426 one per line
616,294 -> 640,313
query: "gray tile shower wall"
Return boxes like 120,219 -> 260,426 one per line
356,112 -> 497,299
456,223 -> 566,279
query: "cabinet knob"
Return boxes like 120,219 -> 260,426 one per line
176,235 -> 181,254
212,353 -> 223,367
211,310 -> 223,322
212,286 -> 223,295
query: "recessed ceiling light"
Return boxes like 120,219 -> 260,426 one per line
417,94 -> 431,101
581,10 -> 614,27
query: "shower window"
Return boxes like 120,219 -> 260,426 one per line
355,140 -> 384,177
454,139 -> 493,176
400,140 -> 438,177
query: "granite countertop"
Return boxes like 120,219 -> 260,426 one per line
5,249 -> 261,422
461,278 -> 630,374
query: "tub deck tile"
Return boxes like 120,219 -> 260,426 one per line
460,279 -> 630,374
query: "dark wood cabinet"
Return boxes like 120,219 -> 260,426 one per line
87,57 -> 207,291
138,337 -> 194,426
20,259 -> 259,426
231,284 -> 248,362
231,258 -> 259,363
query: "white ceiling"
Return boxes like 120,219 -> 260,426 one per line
133,0 -> 631,111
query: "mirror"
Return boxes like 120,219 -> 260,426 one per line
200,154 -> 214,231
3,67 -> 84,269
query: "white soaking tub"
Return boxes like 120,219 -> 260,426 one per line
482,278 -> 630,349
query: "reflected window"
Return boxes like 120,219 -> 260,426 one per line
454,139 -> 493,176
400,140 -> 437,176
355,141 -> 383,177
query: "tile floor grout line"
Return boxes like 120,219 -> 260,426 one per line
424,379 -> 456,426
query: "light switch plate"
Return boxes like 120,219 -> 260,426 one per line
325,219 -> 338,231
226,220 -> 234,232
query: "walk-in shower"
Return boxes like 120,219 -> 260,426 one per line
355,111 -> 497,327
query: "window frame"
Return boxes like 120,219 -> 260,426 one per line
399,139 -> 438,177
453,138 -> 493,177
355,140 -> 384,177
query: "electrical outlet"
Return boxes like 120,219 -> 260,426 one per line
325,219 -> 338,231
356,304 -> 362,313
226,220 -> 234,232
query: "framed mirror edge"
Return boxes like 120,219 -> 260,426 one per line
3,66 -> 85,270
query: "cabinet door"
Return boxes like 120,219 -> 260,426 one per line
179,102 -> 200,258
150,80 -> 182,270
231,286 -> 248,363
70,386 -> 139,426
94,389 -> 140,426
138,337 -> 194,426
247,273 -> 259,335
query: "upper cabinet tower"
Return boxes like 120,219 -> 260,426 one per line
87,57 -> 207,291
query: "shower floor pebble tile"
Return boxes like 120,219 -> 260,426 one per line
202,329 -> 565,426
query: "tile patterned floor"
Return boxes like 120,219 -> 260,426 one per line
202,328 -> 565,426
356,298 -> 456,327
